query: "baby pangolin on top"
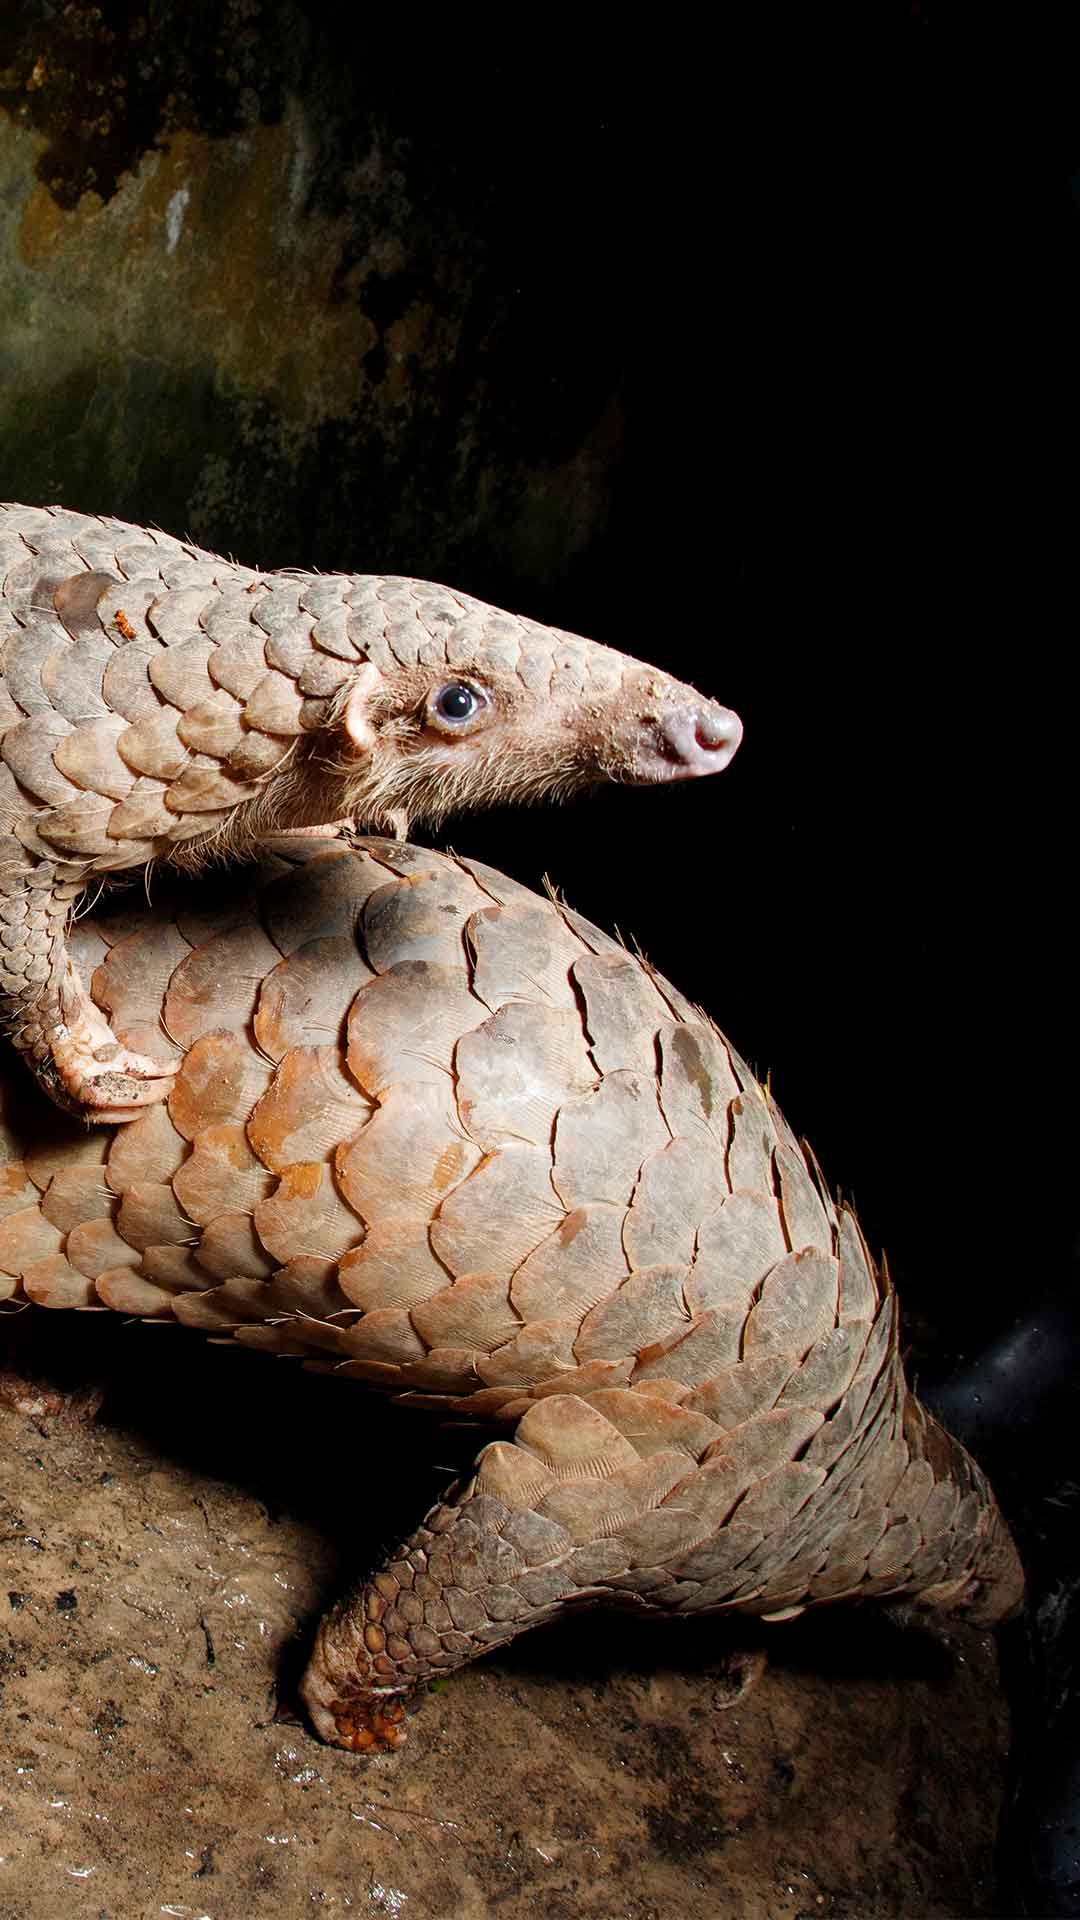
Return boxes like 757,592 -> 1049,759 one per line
0,503 -> 741,1121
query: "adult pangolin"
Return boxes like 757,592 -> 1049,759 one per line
0,503 -> 740,1120
0,837 -> 1023,1755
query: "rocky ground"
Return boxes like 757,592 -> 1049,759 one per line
0,1315 -> 1010,1920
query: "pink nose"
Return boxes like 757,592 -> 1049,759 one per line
658,703 -> 743,775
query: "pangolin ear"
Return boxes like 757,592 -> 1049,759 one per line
342,663 -> 384,756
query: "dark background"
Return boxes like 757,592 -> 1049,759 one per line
0,4 -> 1069,1364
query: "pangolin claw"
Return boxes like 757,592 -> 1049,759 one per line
330,1693 -> 409,1754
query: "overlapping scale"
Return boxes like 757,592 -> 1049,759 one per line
0,821 -> 1022,1733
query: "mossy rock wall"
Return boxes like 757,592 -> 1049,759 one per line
0,6 -> 630,591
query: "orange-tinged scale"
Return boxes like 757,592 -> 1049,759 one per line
510,1202 -> 629,1324
21,1252 -> 96,1308
514,1393 -> 638,1474
428,1141 -> 561,1280
538,1452 -> 689,1546
0,1204 -> 64,1276
172,1123 -> 275,1226
168,1030 -> 273,1140
473,1441 -> 559,1512
255,936 -> 369,1060
631,1306 -> 745,1387
574,1265 -> 691,1367
335,1081 -> 480,1227
163,924 -> 281,1050
254,1162 -> 363,1267
511,1361 -> 635,1409
576,1382 -> 718,1451
0,1164 -> 40,1220
66,1215 -> 141,1279
172,1285 -> 263,1332
105,782 -> 175,841
247,1045 -> 371,1173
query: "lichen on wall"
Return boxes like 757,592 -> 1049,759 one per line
0,4 -> 628,590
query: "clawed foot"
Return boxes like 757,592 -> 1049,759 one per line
43,992 -> 175,1124
325,1691 -> 409,1754
300,1636 -> 411,1752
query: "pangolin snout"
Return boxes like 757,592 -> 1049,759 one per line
648,700 -> 743,781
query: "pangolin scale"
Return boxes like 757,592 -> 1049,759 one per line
0,836 -> 1023,1753
0,502 -> 740,1119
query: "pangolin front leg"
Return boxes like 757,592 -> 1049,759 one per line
0,856 -> 173,1119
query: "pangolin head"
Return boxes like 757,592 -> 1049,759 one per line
324,578 -> 743,835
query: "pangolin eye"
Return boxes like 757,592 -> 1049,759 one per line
432,682 -> 484,723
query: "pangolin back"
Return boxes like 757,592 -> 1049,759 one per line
0,836 -> 1022,1751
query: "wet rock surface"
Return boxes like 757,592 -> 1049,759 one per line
0,8 -> 628,593
1,1319 -> 1009,1919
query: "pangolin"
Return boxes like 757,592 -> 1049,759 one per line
0,836 -> 1023,1755
0,502 -> 741,1120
